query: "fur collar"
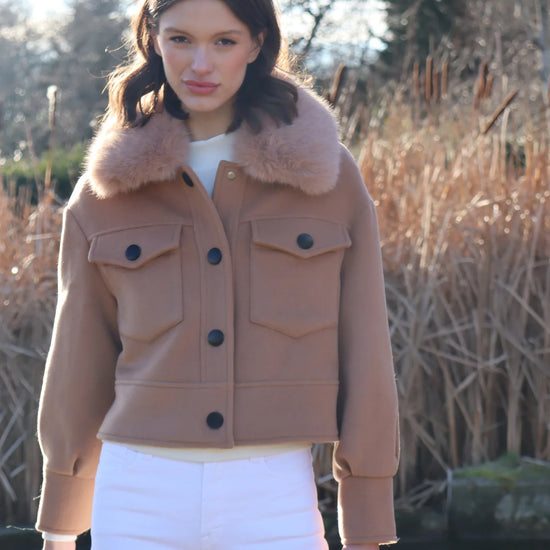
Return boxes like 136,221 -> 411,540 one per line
86,86 -> 341,199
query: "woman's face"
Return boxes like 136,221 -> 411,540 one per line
154,0 -> 263,129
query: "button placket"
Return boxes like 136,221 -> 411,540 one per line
207,329 -> 225,347
182,162 -> 235,437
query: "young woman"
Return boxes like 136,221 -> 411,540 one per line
36,0 -> 399,549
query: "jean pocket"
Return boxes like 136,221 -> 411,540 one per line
255,449 -> 314,480
97,442 -> 151,474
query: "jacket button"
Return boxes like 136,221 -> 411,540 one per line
207,248 -> 222,265
297,233 -> 314,250
182,171 -> 194,187
208,329 -> 224,346
226,170 -> 236,180
206,411 -> 224,429
125,244 -> 141,261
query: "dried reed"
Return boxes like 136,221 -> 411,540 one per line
356,82 -> 550,500
0,190 -> 60,525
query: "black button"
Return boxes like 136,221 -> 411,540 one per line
207,248 -> 222,265
297,233 -> 314,250
206,411 -> 224,429
208,329 -> 224,346
125,244 -> 141,261
182,171 -> 194,187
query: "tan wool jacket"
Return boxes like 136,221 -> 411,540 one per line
36,86 -> 400,546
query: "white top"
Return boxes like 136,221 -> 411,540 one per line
42,132 -> 310,541
187,131 -> 236,196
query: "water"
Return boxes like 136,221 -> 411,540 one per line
390,540 -> 549,550
1,531 -> 548,550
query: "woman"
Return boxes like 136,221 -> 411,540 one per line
36,0 -> 399,549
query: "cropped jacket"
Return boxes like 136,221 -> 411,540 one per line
36,86 -> 400,546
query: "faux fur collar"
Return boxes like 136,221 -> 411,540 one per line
86,86 -> 341,199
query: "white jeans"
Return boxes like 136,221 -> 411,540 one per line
91,442 -> 329,550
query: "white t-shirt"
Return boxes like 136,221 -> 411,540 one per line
187,131 -> 236,196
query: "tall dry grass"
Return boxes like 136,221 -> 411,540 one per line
0,188 -> 61,524
356,72 -> 550,502
312,62 -> 550,513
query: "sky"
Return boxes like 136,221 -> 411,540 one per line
26,0 -> 386,56
28,0 -> 69,20
27,0 -> 385,32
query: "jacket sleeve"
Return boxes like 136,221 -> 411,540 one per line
36,207 -> 120,535
334,161 -> 400,546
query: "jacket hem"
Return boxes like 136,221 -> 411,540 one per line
98,433 -> 339,448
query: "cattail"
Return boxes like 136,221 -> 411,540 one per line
474,60 -> 489,109
325,64 -> 347,108
44,86 -> 58,199
484,74 -> 494,99
441,61 -> 449,99
433,70 -> 441,103
425,56 -> 433,104
481,90 -> 518,134
413,62 -> 420,98
47,85 -> 58,131
0,99 -> 3,195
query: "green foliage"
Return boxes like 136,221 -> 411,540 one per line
454,454 -> 550,484
2,142 -> 86,200
379,0 -> 467,75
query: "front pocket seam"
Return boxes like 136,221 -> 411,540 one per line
249,315 -> 337,338
251,219 -> 351,259
88,224 -> 183,268
249,219 -> 349,338
90,225 -> 184,342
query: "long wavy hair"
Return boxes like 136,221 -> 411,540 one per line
106,0 -> 298,133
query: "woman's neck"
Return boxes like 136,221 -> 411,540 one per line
186,104 -> 234,141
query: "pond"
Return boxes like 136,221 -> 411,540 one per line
1,531 -> 549,550
392,540 -> 548,550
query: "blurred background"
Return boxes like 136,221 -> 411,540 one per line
1,0 -> 549,548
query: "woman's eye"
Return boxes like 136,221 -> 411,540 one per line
217,38 -> 236,46
170,36 -> 189,44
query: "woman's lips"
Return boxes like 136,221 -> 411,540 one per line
184,80 -> 219,95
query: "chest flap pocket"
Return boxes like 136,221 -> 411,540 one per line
250,218 -> 351,338
89,224 -> 183,342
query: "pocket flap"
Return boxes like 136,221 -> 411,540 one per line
89,224 -> 181,269
251,218 -> 351,259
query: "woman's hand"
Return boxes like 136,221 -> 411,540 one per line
42,541 -> 76,550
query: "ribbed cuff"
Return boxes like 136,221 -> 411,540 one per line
35,469 -> 95,535
338,476 -> 397,545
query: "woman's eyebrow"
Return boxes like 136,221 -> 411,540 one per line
162,27 -> 246,37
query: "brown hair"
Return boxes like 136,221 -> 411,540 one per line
106,0 -> 298,133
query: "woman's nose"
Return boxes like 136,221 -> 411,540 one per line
192,47 -> 213,74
